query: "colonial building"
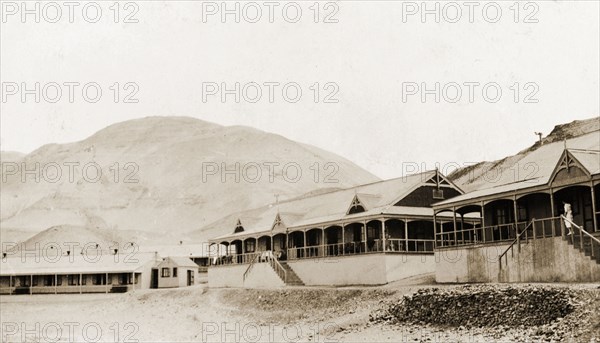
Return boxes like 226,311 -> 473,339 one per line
0,251 -> 158,295
433,131 -> 600,283
208,170 -> 477,287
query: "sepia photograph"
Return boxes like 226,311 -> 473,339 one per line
1,0 -> 599,342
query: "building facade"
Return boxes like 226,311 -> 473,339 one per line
208,170 -> 477,287
433,132 -> 600,283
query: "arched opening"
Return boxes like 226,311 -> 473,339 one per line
366,220 -> 382,252
384,219 -> 405,251
231,240 -> 243,264
324,225 -> 342,256
306,228 -> 323,257
257,235 -> 272,252
595,184 -> 600,232
484,199 -> 516,242
516,192 -> 556,237
288,231 -> 305,259
272,233 -> 287,260
343,222 -> 365,254
407,220 -> 434,252
554,185 -> 594,232
434,210 -> 456,247
455,204 -> 483,245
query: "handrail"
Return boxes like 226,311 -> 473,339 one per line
498,219 -> 535,269
269,257 -> 287,283
561,215 -> 600,244
242,253 -> 259,282
561,215 -> 600,258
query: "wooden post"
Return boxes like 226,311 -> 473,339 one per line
452,206 -> 458,245
132,272 -> 135,292
460,214 -> 465,244
381,218 -> 387,252
513,196 -> 520,252
105,273 -> 109,294
54,274 -> 57,294
303,230 -> 307,258
362,220 -> 367,253
432,213 -> 438,247
30,275 -> 32,295
341,224 -> 345,255
481,202 -> 486,243
590,183 -> 598,233
9,275 -> 12,295
321,226 -> 325,257
79,274 -> 82,294
404,219 -> 409,252
550,188 -> 557,236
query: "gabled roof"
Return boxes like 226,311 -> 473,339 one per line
162,256 -> 198,268
212,170 -> 463,241
434,131 -> 600,208
139,244 -> 209,258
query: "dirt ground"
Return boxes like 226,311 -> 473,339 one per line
1,281 -> 599,342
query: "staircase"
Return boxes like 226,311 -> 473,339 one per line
278,262 -> 305,286
565,232 -> 600,264
498,217 -> 600,282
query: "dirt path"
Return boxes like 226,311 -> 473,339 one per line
1,283 -> 599,342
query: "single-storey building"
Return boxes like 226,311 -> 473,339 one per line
0,251 -> 158,295
153,256 -> 200,288
208,169 -> 478,287
432,131 -> 600,283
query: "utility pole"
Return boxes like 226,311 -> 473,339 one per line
534,132 -> 543,144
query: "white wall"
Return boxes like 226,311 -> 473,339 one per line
384,254 -> 436,283
288,254 -> 387,286
436,238 -> 600,283
243,263 -> 285,288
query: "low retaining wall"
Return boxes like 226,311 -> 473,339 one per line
208,263 -> 285,288
208,253 -> 436,288
435,237 -> 600,283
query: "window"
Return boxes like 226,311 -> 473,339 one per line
432,189 -> 444,200
56,276 -> 62,286
68,275 -> 79,286
161,268 -> 170,277
173,268 -> 178,277
93,274 -> 105,285
44,276 -> 54,286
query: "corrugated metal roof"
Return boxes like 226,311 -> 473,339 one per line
211,170 -> 459,241
0,252 -> 158,276
434,132 -> 600,207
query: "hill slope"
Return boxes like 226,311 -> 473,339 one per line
0,117 -> 379,245
449,116 -> 600,192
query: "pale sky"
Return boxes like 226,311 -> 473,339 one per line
1,0 -> 599,179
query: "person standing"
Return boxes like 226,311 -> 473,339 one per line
563,202 -> 574,235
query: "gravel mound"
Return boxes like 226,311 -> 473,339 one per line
370,285 -> 576,328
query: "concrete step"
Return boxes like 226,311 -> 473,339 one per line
279,262 -> 305,286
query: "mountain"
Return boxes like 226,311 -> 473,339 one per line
449,116 -> 600,192
0,151 -> 25,163
0,117 -> 379,245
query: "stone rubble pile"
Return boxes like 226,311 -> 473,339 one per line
370,285 -> 576,328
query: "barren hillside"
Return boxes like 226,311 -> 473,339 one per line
0,117 -> 378,245
449,116 -> 600,192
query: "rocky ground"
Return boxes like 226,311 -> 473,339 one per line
370,284 -> 600,342
1,283 -> 599,342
